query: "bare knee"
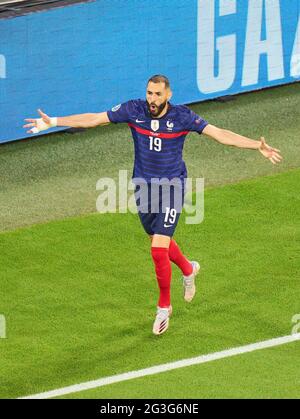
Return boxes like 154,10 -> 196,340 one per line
151,234 -> 171,249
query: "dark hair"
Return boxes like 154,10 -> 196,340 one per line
147,75 -> 170,89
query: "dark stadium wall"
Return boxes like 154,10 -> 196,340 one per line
0,0 -> 93,19
0,0 -> 299,143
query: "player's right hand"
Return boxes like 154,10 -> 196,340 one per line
23,109 -> 57,134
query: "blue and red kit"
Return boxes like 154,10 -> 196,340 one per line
107,99 -> 208,237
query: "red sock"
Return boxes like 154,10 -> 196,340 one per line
169,240 -> 193,276
151,247 -> 172,308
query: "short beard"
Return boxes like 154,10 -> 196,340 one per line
147,100 -> 168,117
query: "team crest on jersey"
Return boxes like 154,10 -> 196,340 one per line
151,120 -> 159,132
166,121 -> 174,131
112,104 -> 121,112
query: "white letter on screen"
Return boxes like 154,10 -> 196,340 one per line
0,55 -> 6,79
242,0 -> 284,86
197,0 -> 237,94
290,16 -> 300,78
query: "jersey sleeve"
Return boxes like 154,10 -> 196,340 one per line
107,101 -> 135,124
183,109 -> 209,134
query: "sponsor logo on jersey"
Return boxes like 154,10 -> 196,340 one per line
112,104 -> 121,112
151,120 -> 159,132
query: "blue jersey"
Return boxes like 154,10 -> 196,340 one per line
107,99 -> 208,183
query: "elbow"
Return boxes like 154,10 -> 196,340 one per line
84,122 -> 96,128
87,117 -> 108,128
83,119 -> 100,129
214,128 -> 228,144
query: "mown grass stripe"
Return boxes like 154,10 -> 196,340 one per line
20,334 -> 300,399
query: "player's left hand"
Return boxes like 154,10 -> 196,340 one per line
259,137 -> 283,165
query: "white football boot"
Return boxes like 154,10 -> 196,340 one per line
152,305 -> 173,336
183,261 -> 200,302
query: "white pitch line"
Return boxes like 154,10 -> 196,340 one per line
19,333 -> 300,399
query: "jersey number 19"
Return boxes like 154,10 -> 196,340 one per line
149,136 -> 162,152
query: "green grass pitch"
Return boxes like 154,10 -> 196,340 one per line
1,169 -> 300,399
0,84 -> 299,399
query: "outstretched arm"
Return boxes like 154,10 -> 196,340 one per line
24,109 -> 110,134
202,124 -> 282,165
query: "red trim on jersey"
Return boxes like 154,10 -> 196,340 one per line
128,123 -> 189,139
